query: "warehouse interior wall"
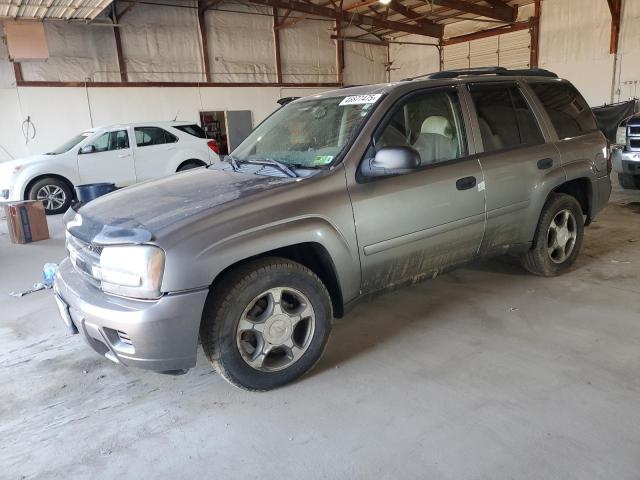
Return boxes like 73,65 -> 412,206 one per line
389,0 -> 639,107
2,0 -> 640,163
0,1 -> 387,162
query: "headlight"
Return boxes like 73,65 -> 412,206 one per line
93,245 -> 165,299
616,127 -> 626,146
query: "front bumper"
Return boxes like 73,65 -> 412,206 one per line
54,258 -> 209,372
612,150 -> 640,175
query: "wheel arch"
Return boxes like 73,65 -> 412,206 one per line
177,159 -> 207,172
552,177 -> 592,222
208,242 -> 345,318
23,173 -> 75,200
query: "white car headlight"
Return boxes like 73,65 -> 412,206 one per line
92,245 -> 165,299
616,127 -> 626,146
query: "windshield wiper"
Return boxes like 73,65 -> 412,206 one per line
238,158 -> 298,178
221,154 -> 240,171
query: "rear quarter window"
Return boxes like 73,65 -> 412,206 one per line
174,124 -> 206,138
529,82 -> 597,139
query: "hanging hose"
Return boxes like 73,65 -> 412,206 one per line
21,115 -> 36,144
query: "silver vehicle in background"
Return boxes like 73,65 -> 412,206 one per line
613,112 -> 640,189
54,67 -> 612,391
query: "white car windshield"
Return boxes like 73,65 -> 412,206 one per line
47,132 -> 92,155
232,94 -> 382,168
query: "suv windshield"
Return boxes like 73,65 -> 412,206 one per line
47,132 -> 92,155
232,94 -> 381,168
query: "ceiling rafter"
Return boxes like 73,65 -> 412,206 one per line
425,0 -> 517,22
245,0 -> 444,37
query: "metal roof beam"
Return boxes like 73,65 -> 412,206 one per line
245,0 -> 443,37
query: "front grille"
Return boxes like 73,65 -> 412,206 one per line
629,126 -> 640,135
117,330 -> 133,346
629,139 -> 640,150
66,233 -> 101,287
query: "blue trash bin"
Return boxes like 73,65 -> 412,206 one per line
74,183 -> 117,204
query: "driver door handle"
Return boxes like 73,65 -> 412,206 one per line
456,176 -> 476,191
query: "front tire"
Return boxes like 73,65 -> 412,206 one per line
521,193 -> 584,277
200,257 -> 333,391
28,177 -> 72,215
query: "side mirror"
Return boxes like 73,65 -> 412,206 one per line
361,146 -> 421,177
79,145 -> 95,155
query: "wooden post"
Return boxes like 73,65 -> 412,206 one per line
607,0 -> 622,55
13,62 -> 23,83
273,7 -> 283,84
335,19 -> 344,85
112,3 -> 128,82
198,1 -> 212,83
529,0 -> 541,68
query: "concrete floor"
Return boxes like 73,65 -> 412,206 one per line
2,185 -> 640,480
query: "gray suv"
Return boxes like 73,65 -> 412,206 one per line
54,67 -> 612,390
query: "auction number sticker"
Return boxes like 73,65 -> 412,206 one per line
339,94 -> 382,106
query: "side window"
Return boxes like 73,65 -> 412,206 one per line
108,130 -> 129,150
469,83 -> 544,153
92,132 -> 111,152
375,89 -> 467,166
134,127 -> 178,147
529,82 -> 597,139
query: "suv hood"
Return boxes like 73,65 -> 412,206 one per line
73,167 -> 297,242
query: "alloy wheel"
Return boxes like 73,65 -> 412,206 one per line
236,287 -> 315,372
36,184 -> 66,211
547,209 -> 577,264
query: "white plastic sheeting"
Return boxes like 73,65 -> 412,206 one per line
205,4 -> 276,83
389,35 -> 440,82
342,28 -> 387,86
616,0 -> 640,102
538,0 -> 612,105
0,38 -> 15,89
119,0 -> 204,82
279,17 -> 336,83
19,22 -> 119,82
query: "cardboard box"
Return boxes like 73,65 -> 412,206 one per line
3,200 -> 50,244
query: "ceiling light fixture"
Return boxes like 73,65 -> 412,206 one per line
379,0 -> 391,5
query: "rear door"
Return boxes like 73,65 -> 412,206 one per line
348,86 -> 486,294
463,81 -> 563,253
77,129 -> 136,186
132,126 -> 180,182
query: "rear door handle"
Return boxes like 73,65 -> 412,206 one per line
118,153 -> 131,158
456,176 -> 476,191
537,158 -> 553,170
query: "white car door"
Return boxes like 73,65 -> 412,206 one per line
77,129 -> 136,186
132,126 -> 179,182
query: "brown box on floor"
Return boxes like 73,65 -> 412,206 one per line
3,200 -> 50,244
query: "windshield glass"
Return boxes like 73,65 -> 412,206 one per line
232,94 -> 381,168
47,132 -> 91,155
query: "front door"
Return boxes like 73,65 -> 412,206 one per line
348,87 -> 486,294
77,129 -> 136,186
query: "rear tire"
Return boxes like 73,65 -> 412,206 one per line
618,173 -> 639,190
177,160 -> 206,172
200,257 -> 333,391
27,177 -> 72,215
520,193 -> 584,277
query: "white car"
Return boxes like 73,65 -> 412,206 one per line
0,121 -> 221,214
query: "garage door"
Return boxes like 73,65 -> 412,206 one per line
443,28 -> 531,70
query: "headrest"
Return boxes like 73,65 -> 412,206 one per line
421,116 -> 452,138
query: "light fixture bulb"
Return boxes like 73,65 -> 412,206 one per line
379,0 -> 391,4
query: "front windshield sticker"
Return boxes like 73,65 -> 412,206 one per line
313,155 -> 334,166
339,94 -> 382,106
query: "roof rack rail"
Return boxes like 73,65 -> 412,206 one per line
403,67 -> 558,81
